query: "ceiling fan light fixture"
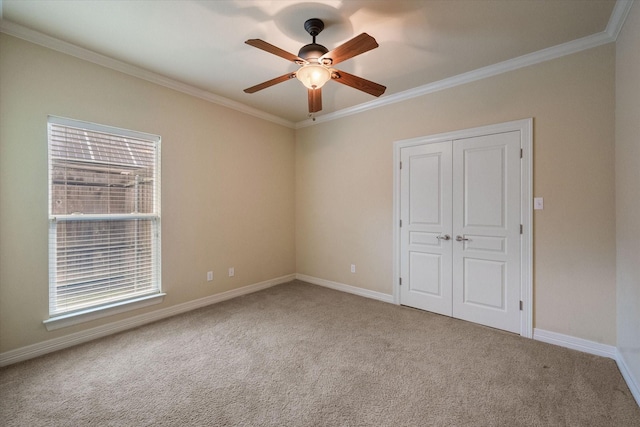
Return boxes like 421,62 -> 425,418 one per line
296,63 -> 331,89
244,17 -> 386,115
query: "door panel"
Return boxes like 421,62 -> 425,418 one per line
452,131 -> 521,333
463,258 -> 506,309
399,130 -> 522,334
409,252 -> 442,295
409,154 -> 443,224
463,147 -> 506,228
400,142 -> 452,316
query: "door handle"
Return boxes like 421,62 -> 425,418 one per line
456,235 -> 470,242
436,234 -> 451,241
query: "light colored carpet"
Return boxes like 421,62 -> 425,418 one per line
1,280 -> 639,426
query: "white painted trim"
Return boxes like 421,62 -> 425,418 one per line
533,328 -> 617,359
392,145 -> 401,306
392,119 -> 533,338
1,0 -> 629,131
520,119 -> 534,339
44,293 -> 166,331
0,20 -> 295,129
295,31 -> 614,128
606,0 -> 635,39
616,349 -> 640,407
533,329 -> 640,407
297,0 -> 635,128
296,274 -> 394,304
0,273 -> 295,367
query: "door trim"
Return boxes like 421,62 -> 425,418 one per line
392,119 -> 533,338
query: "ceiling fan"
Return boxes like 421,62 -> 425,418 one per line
243,18 -> 386,115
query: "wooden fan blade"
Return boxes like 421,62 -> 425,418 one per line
331,70 -> 386,97
244,72 -> 296,93
320,33 -> 378,66
245,39 -> 303,63
308,88 -> 322,113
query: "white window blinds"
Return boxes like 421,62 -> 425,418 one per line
48,116 -> 161,317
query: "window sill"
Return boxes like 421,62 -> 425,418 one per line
43,293 -> 166,331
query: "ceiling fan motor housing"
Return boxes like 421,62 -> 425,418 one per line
298,43 -> 329,62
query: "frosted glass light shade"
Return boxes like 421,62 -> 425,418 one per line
296,64 -> 331,89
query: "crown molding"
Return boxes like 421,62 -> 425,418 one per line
296,0 -> 634,128
1,0 -> 632,130
0,19 -> 296,129
606,0 -> 635,39
295,30 -> 615,128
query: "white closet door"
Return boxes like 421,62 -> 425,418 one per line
451,131 -> 521,333
399,142 -> 453,316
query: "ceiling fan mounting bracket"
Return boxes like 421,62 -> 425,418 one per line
304,18 -> 324,38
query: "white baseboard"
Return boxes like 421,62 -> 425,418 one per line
616,349 -> 640,407
296,274 -> 394,304
0,273 -> 296,367
533,328 -> 617,359
530,329 -> 640,408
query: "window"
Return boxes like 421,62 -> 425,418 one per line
46,116 -> 161,327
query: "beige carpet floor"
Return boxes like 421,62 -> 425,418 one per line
1,280 -> 639,426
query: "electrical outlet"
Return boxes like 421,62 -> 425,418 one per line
351,264 -> 356,273
206,271 -> 213,282
228,267 -> 235,277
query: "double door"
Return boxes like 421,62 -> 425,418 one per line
399,131 -> 521,333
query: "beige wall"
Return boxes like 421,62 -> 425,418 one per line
616,1 -> 640,388
0,30 -> 621,355
296,43 -> 617,345
0,34 -> 296,353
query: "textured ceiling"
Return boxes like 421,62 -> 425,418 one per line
1,0 -> 617,123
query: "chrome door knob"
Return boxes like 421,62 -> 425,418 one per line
437,234 -> 451,241
456,235 -> 470,241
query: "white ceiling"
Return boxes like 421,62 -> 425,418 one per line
1,0 -> 619,124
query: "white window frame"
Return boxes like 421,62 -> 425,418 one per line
44,116 -> 164,330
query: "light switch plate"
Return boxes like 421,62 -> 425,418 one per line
534,197 -> 544,210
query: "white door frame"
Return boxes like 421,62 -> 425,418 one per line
392,118 -> 533,338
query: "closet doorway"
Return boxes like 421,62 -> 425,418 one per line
393,120 -> 532,336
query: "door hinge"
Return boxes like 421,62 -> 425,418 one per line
519,300 -> 523,311
520,224 -> 523,234
400,161 -> 403,169
520,148 -> 523,158
400,219 -> 403,228
399,277 -> 402,286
